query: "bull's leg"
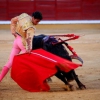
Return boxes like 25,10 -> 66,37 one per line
55,71 -> 74,91
61,70 -> 86,90
63,55 -> 86,89
62,71 -> 74,82
72,70 -> 86,89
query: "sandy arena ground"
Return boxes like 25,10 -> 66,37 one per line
0,24 -> 100,100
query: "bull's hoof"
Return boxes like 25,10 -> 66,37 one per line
79,84 -> 86,90
63,85 -> 70,91
63,84 -> 76,91
70,85 -> 77,91
46,78 -> 52,83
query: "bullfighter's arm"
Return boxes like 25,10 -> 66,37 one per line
10,16 -> 18,37
26,27 -> 35,52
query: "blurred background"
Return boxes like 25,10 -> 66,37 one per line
0,0 -> 100,21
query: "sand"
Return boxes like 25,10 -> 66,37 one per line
0,24 -> 100,100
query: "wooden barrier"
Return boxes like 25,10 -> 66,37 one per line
0,0 -> 100,20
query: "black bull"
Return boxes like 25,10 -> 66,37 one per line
32,34 -> 86,90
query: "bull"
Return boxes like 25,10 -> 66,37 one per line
32,34 -> 86,91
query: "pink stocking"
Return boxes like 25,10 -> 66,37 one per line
0,34 -> 26,82
0,66 -> 9,82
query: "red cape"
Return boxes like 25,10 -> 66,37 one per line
11,49 -> 81,92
